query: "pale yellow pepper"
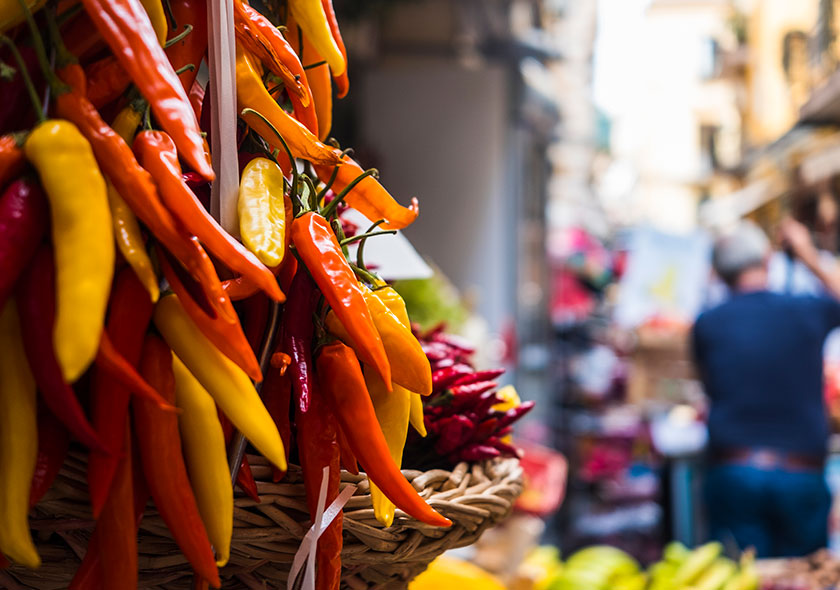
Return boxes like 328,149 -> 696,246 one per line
172,354 -> 233,567
238,158 -> 287,267
0,302 -> 40,568
288,0 -> 346,76
154,294 -> 287,471
375,284 -> 428,436
109,106 -> 160,303
365,365 -> 411,528
24,120 -> 114,382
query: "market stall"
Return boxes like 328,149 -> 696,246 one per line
0,1 -> 533,588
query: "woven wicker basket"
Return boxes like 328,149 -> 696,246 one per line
1,451 -> 523,590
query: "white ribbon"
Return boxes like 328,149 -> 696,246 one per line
288,467 -> 357,590
207,0 -> 240,236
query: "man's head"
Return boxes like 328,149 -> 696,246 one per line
712,220 -> 771,289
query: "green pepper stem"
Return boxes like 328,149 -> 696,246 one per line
44,4 -> 76,68
15,0 -> 69,95
174,63 -> 196,75
0,35 -> 44,123
303,174 -> 319,212
356,219 -> 386,270
341,229 -> 395,247
331,217 -> 350,258
350,262 -> 382,286
321,167 -> 378,219
165,24 -> 193,48
240,107 -> 300,209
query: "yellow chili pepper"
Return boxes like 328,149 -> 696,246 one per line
409,391 -> 427,437
288,0 -> 345,76
108,106 -> 159,302
374,284 -> 429,435
238,157 -> 287,267
0,0 -> 46,33
172,354 -> 233,567
139,0 -> 168,46
154,293 -> 287,471
364,365 -> 411,528
24,120 -> 114,382
0,301 -> 40,568
325,284 -> 432,395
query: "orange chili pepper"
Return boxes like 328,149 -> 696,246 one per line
134,129 -> 284,302
80,0 -> 214,179
315,157 -> 419,231
290,211 -> 391,387
85,56 -> 130,109
317,341 -> 451,528
165,0 -> 208,93
286,16 -> 330,140
321,0 -> 349,98
158,248 -> 263,382
0,135 -> 25,190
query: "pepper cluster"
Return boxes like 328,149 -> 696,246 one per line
407,324 -> 536,468
0,0 -> 528,588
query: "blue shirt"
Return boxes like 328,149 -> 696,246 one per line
692,291 -> 840,456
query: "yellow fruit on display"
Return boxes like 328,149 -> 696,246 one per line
409,556 -> 506,590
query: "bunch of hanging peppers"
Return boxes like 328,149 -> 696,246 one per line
0,0 -> 527,588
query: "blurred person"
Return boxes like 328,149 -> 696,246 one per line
692,218 -> 840,557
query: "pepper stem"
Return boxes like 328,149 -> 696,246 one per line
165,24 -> 193,48
303,175 -> 319,212
174,63 -> 196,75
240,107 -> 299,210
350,262 -> 382,286
0,35 -> 44,123
15,0 -> 69,95
356,219 -> 386,271
341,229 -> 395,247
44,4 -> 76,68
321,168 -> 379,220
303,60 -> 327,70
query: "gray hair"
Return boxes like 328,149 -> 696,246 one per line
712,220 -> 770,286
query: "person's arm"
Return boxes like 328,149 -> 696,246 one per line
779,217 -> 840,300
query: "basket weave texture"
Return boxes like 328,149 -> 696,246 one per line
2,452 -> 523,590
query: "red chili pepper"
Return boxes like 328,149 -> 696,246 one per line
61,9 -> 104,62
280,270 -> 320,412
165,0 -> 208,93
69,432 -> 149,590
135,334 -> 220,586
95,331 -> 178,410
95,428 -> 138,590
450,380 -> 498,398
335,421 -> 359,476
432,365 -> 474,391
85,55 -> 131,109
134,130 -> 284,302
291,211 -> 391,387
296,384 -> 342,590
53,73 -> 230,323
317,342 -> 451,527
217,411 -> 263,502
80,0 -> 214,179
431,415 -> 475,455
242,292 -> 270,353
451,369 -> 505,387
28,409 -> 70,509
431,332 -> 476,354
0,136 -> 26,192
15,246 -> 105,452
0,178 -> 47,310
158,247 -> 263,381
87,269 -> 153,518
459,444 -> 501,462
262,365 -> 292,482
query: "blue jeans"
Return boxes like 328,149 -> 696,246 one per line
705,464 -> 831,558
